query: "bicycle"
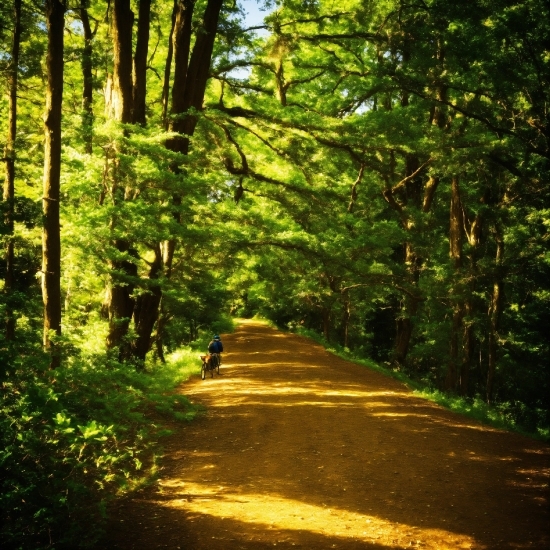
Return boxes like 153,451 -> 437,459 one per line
213,352 -> 221,374
200,354 -> 217,380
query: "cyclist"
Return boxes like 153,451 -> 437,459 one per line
208,335 -> 224,368
213,334 -> 223,354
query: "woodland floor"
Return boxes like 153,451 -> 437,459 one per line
102,320 -> 550,549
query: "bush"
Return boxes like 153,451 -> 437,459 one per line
0,343 -> 200,549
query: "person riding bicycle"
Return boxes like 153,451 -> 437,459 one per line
207,335 -> 223,368
213,334 -> 223,353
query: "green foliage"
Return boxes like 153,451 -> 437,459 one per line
1,0 -> 549,545
0,340 -> 201,549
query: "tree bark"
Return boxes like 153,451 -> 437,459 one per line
385,155 -> 426,366
395,296 -> 418,365
171,0 -> 195,115
162,0 -> 179,128
460,198 -> 485,396
341,291 -> 351,348
460,301 -> 473,395
322,307 -> 330,341
445,305 -> 464,390
132,0 -> 151,124
3,0 -> 22,341
131,246 -> 163,363
449,176 -> 463,269
487,227 -> 504,403
106,242 -> 138,357
42,0 -> 66,367
422,176 -> 439,212
446,175 -> 464,390
106,0 -> 137,355
166,0 -> 225,154
394,237 -> 422,365
112,0 -> 134,123
79,6 -> 94,153
153,0 -> 223,359
429,41 -> 448,129
154,298 -> 168,363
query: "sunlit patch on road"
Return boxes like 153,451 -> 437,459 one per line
157,483 -> 477,549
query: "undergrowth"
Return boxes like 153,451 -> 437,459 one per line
0,340 -> 205,549
291,325 -> 550,443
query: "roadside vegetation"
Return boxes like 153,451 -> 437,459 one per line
1,317 -> 233,548
1,338 -> 206,548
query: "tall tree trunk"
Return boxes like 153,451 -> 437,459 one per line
151,238 -> 179,359
42,0 -> 66,367
154,298 -> 168,363
79,6 -> 94,153
112,0 -> 134,123
387,154 -> 425,366
3,0 -> 22,341
162,0 -> 206,261
422,176 -> 439,213
165,0 -> 196,154
460,301 -> 473,396
132,0 -> 151,124
446,175 -> 463,390
173,0 -> 224,139
429,40 -> 448,129
382,34 -> 441,365
394,42 -> 447,371
395,295 -> 419,365
131,245 -> 162,363
487,227 -> 504,404
322,307 -> 330,341
106,0 -> 135,355
161,0 -> 179,128
106,242 -> 138,357
460,199 -> 485,395
153,0 -> 223,359
447,306 -> 464,390
341,291 -> 350,348
449,176 -> 463,269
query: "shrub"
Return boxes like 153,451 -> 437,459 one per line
0,344 -> 200,549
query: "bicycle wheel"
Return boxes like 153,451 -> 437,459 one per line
201,361 -> 206,380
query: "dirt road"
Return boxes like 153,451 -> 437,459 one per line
107,320 -> 550,549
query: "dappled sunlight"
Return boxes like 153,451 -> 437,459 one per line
512,467 -> 550,490
201,380 -> 409,401
371,411 -> 416,417
188,373 -> 422,410
429,420 -> 502,433
212,399 -> 394,409
158,483 -> 477,549
233,361 -> 327,369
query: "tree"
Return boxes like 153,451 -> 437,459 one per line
41,0 -> 66,366
2,0 -> 22,340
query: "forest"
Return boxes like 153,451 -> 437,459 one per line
0,0 -> 548,547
